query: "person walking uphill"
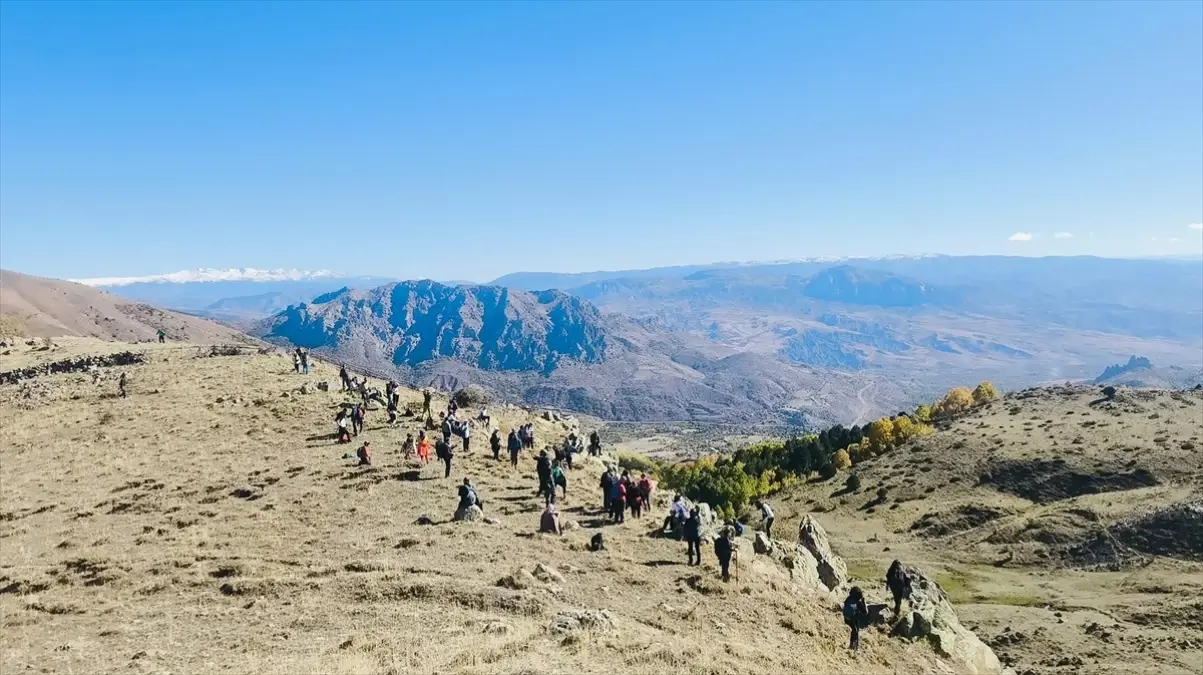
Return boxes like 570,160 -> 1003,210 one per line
685,507 -> 703,565
886,559 -> 911,617
436,438 -> 454,478
610,477 -> 627,524
339,365 -> 352,391
843,586 -> 869,651
599,467 -> 615,514
758,500 -> 775,540
536,451 -> 553,502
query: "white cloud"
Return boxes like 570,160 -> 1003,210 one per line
1189,223 -> 1203,231
72,267 -> 343,287
1169,237 -> 1181,243
1008,232 -> 1033,242
1053,232 -> 1073,239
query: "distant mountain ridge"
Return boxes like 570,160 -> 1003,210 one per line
257,280 -> 608,374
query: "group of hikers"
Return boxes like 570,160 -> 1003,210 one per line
291,348 -> 310,374
323,359 -> 908,653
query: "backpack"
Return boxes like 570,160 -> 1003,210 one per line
842,598 -> 858,623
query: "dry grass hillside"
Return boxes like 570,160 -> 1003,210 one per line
1,339 -> 985,674
775,386 -> 1203,675
0,269 -> 248,343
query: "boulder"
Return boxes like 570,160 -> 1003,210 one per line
299,383 -> 313,395
891,566 -> 1003,675
533,563 -> 565,584
453,505 -> 484,523
798,515 -> 848,592
750,532 -> 824,590
550,609 -> 617,634
497,568 -> 538,590
316,381 -> 330,392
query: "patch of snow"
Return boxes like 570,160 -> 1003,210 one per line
72,268 -> 344,287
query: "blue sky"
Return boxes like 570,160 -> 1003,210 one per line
1,1 -> 1200,282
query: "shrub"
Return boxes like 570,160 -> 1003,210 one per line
453,385 -> 490,408
892,416 -> 919,444
845,473 -> 862,492
616,452 -> 660,477
972,381 -> 1001,404
913,404 -> 932,423
867,419 -> 895,453
832,449 -> 852,470
936,387 -> 975,417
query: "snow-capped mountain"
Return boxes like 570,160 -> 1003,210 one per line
71,267 -> 342,287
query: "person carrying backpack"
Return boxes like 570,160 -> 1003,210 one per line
843,586 -> 869,651
599,468 -> 615,513
356,441 -> 372,466
886,559 -> 911,617
458,478 -> 482,512
350,405 -> 365,437
507,428 -> 522,468
551,461 -> 567,500
610,478 -> 627,524
536,450 -> 553,501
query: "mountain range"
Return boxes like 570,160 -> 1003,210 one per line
27,254 -> 1203,425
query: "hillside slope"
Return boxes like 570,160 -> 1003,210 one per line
0,339 -> 982,674
775,385 -> 1203,674
0,270 -> 248,343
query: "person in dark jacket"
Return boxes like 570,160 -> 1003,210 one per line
507,429 -> 522,468
536,451 -> 553,501
714,527 -> 734,581
588,430 -> 601,456
350,404 -> 365,437
599,468 -> 615,513
843,586 -> 869,650
490,429 -> 502,461
684,508 -> 703,565
436,439 -> 453,478
458,478 -> 482,512
339,365 -> 351,391
886,559 -> 911,616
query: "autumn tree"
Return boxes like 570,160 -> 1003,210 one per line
936,386 -> 975,417
867,418 -> 895,453
972,381 -> 1001,404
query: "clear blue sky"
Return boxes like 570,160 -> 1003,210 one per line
2,1 -> 1200,282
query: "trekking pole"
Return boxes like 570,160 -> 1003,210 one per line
734,550 -> 740,584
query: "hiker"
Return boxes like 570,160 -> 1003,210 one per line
350,404 -> 365,436
459,419 -> 471,454
628,473 -> 643,519
610,475 -> 627,524
886,560 -> 911,616
599,467 -> 615,513
157,329 -> 166,344
662,495 -> 688,538
477,407 -> 491,425
684,507 -> 703,565
536,450 -> 553,501
441,414 -> 453,445
589,430 -> 601,456
416,431 -> 431,464
300,350 -> 309,374
637,473 -> 653,513
293,352 -> 301,373
458,478 -> 482,512
540,502 -> 561,535
401,433 -> 416,460
507,428 -> 522,468
843,586 -> 869,651
356,441 -> 372,466
758,500 -> 775,540
490,429 -> 502,460
386,394 -> 398,424
436,438 -> 453,478
335,410 -> 351,443
714,527 -> 734,581
522,423 -> 535,450
422,389 -> 432,416
339,365 -> 351,391
588,533 -> 605,552
551,461 -> 567,500
358,378 -> 370,405
117,372 -> 128,398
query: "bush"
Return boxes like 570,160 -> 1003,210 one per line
913,403 -> 932,423
845,473 -> 862,492
972,381 -> 1001,404
867,419 -> 895,453
832,449 -> 852,470
936,387 -> 975,417
615,452 -> 660,476
453,385 -> 490,408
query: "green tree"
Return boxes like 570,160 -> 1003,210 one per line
972,381 -> 1001,404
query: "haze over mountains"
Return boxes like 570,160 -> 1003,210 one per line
21,254 -> 1201,425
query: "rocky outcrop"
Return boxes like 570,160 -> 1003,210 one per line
257,280 -> 608,374
798,515 -> 848,591
453,504 -> 484,522
892,566 -> 1003,675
